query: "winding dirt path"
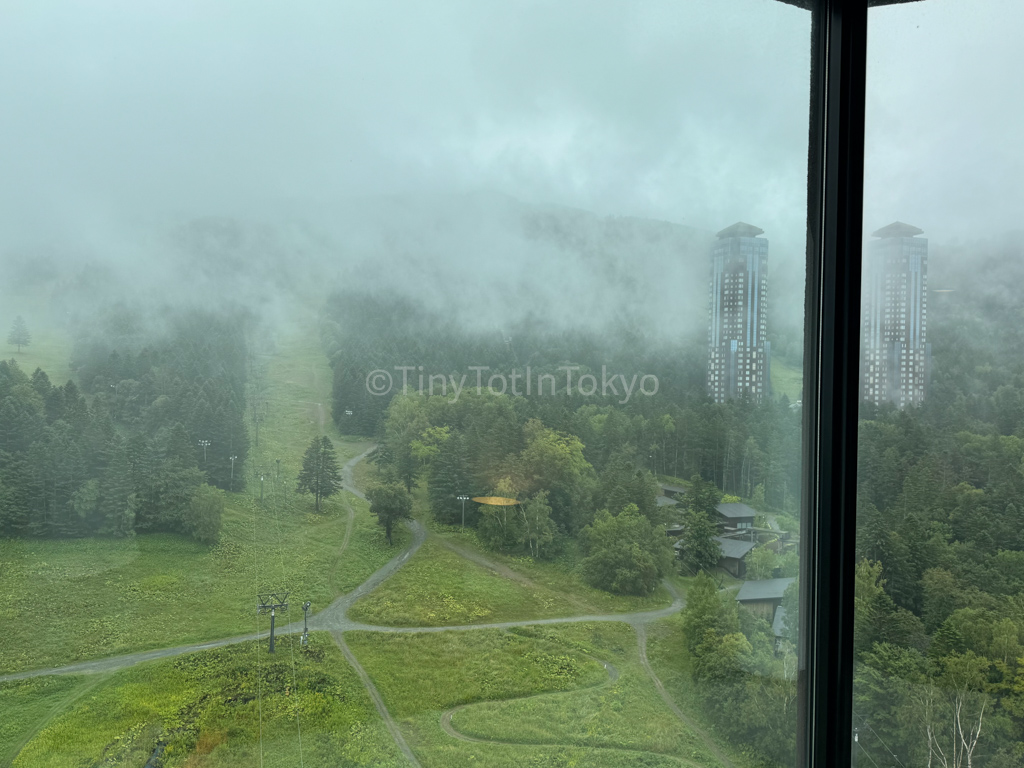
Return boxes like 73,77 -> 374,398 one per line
438,650 -> 703,767
439,651 -> 621,746
635,623 -> 736,768
434,538 -> 539,589
326,446 -> 375,593
332,631 -> 421,767
341,446 -> 372,500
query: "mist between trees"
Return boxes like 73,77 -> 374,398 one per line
0,309 -> 249,541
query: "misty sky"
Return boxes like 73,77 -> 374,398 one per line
0,0 -> 1020,273
865,0 -> 1024,245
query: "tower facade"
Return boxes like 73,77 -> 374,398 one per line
707,222 -> 770,403
861,221 -> 930,407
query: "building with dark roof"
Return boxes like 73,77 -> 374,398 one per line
736,576 -> 796,620
714,535 -> 756,577
716,502 -> 757,529
659,482 -> 688,497
861,221 -> 930,407
707,222 -> 770,403
672,533 -> 755,577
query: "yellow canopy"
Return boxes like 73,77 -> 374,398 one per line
471,496 -> 519,506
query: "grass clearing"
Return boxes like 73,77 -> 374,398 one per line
330,495 -> 410,594
770,361 -> 802,402
429,525 -> 673,614
452,623 -> 725,765
348,534 -> 666,628
346,628 -> 607,719
645,614 -> 755,768
0,331 -> 390,676
0,675 -> 96,766
0,290 -> 74,384
349,622 -> 728,767
347,538 -> 573,626
1,498 -> 339,674
11,633 -> 405,768
351,458 -> 383,494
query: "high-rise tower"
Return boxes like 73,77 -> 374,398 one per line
707,222 -> 770,403
861,221 -> 930,407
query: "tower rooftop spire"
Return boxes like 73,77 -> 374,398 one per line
716,222 -> 764,239
871,221 -> 923,238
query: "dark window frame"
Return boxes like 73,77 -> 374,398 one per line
798,1 -> 923,766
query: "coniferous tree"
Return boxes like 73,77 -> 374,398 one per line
296,436 -> 342,512
7,316 -> 30,352
677,475 -> 723,575
428,431 -> 472,525
98,439 -> 136,537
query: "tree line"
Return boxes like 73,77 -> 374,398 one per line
321,288 -> 803,515
0,310 -> 249,542
845,246 -> 1024,768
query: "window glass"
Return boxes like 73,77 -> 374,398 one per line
855,2 -> 1024,766
0,1 -> 809,765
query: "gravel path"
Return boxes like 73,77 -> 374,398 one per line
438,650 -> 702,767
439,653 -> 620,744
635,622 -> 736,768
332,630 -> 421,767
434,537 -> 538,588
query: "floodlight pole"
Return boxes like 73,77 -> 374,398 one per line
302,600 -> 311,647
230,455 -> 237,491
256,592 -> 289,654
199,439 -> 211,465
457,494 -> 470,529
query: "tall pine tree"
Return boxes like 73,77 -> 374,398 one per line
7,316 -> 30,352
296,436 -> 342,512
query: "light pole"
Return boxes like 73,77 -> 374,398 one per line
260,473 -> 265,504
198,439 -> 211,465
301,601 -> 311,647
456,494 -> 470,530
229,455 -> 237,491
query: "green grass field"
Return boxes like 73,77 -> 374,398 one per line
0,290 -> 74,385
433,525 -> 673,612
0,675 -> 99,766
8,633 -> 405,768
644,614 -> 754,768
3,299 -> 744,767
348,622 -> 730,767
347,535 -> 669,628
770,361 -> 802,402
0,329 -> 399,676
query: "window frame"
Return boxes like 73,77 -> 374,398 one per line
798,1 -> 923,766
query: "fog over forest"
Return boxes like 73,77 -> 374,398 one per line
3,1 -> 1024,767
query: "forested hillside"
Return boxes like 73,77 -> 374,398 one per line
0,309 -> 248,541
322,289 -> 804,513
850,239 -> 1024,767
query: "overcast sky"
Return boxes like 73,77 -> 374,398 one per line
0,0 -> 1019,273
866,0 -> 1024,245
